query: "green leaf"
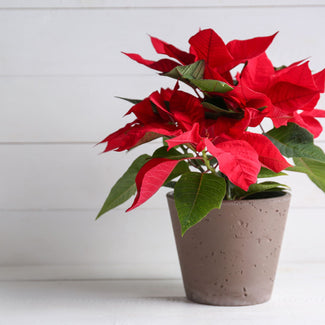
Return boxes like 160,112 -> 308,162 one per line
174,172 -> 226,236
164,60 -> 205,80
96,154 -> 150,219
288,157 -> 325,192
164,161 -> 190,185
266,123 -> 325,161
152,146 -> 191,187
163,60 -> 233,94
115,96 -> 142,104
177,60 -> 205,79
266,123 -> 325,194
162,136 -> 169,146
189,79 -> 234,93
164,181 -> 177,189
258,167 -> 287,178
232,181 -> 289,200
152,146 -> 193,160
202,101 -> 234,113
274,65 -> 287,71
202,101 -> 242,118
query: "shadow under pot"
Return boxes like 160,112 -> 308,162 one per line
167,192 -> 291,306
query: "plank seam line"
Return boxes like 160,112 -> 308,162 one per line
0,142 -> 97,145
1,141 -> 324,145
0,207 -> 322,212
0,5 -> 325,10
0,74 -> 153,78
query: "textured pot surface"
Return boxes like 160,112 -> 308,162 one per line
167,192 -> 291,306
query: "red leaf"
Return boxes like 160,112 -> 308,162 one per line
123,52 -> 179,73
268,82 -> 318,113
241,53 -> 274,92
166,123 -> 205,151
203,65 -> 228,82
127,158 -> 179,211
125,98 -> 158,123
204,112 -> 249,140
149,90 -> 173,121
241,132 -> 291,172
298,93 -> 320,112
313,69 -> 325,92
268,105 -> 292,128
189,29 -> 233,69
101,121 -> 180,152
222,70 -> 235,85
223,32 -> 277,73
273,61 -> 318,91
302,109 -> 325,118
205,117 -> 236,139
150,36 -> 195,65
245,107 -> 268,127
169,90 -> 205,131
205,139 -> 261,190
289,112 -> 323,138
229,82 -> 272,125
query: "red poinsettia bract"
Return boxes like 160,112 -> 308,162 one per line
100,29 -> 325,213
240,53 -> 325,137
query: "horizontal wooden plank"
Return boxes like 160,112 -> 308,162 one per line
0,0 -> 324,9
0,209 -> 178,269
0,142 -> 169,210
0,143 -> 325,210
0,7 -> 324,76
0,264 -> 180,281
0,75 -> 176,142
0,208 -> 324,279
1,76 -> 325,142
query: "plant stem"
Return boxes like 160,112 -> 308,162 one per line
226,177 -> 232,200
192,86 -> 203,100
190,160 -> 205,172
202,149 -> 218,176
181,145 -> 205,172
259,123 -> 266,134
179,145 -> 188,154
201,150 -> 234,199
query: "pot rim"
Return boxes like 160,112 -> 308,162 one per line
166,190 -> 291,205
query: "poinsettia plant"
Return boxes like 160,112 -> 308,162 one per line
97,29 -> 325,235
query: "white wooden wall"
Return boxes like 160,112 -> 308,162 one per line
1,0 -> 325,280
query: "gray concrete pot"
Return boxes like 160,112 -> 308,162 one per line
167,192 -> 291,306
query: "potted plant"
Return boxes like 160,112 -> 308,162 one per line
97,29 -> 325,306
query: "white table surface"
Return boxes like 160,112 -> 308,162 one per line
1,263 -> 324,325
